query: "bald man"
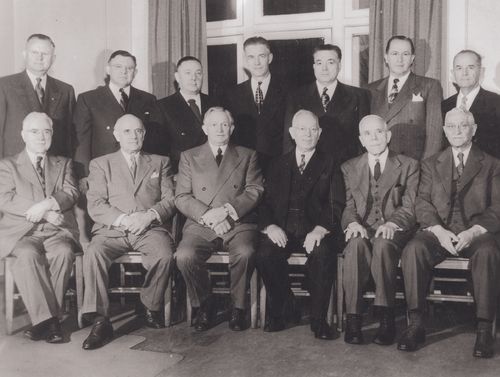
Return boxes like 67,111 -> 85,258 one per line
399,108 -> 500,358
341,115 -> 419,345
81,114 -> 176,350
0,112 -> 80,343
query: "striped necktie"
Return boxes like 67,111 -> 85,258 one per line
388,78 -> 399,104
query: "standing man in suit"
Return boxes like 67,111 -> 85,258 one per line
73,50 -> 157,180
257,110 -> 345,339
442,50 -> 500,159
81,114 -> 176,350
399,108 -> 500,358
341,115 -> 419,346
0,112 -> 80,343
175,107 -> 264,332
0,34 -> 75,158
224,36 -> 287,171
151,56 -> 219,172
367,35 -> 443,161
284,44 -> 370,164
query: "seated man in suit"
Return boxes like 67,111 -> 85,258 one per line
151,56 -> 219,172
367,35 -> 443,160
175,107 -> 264,332
257,110 -> 345,339
81,114 -> 176,350
284,44 -> 370,164
442,49 -> 500,159
399,108 -> 500,358
341,115 -> 419,345
0,112 -> 80,343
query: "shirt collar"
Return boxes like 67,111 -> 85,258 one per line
109,82 -> 130,96
452,143 -> 472,166
316,80 -> 338,98
180,90 -> 201,104
25,148 -> 46,166
457,85 -> 481,110
120,149 -> 140,165
388,71 -> 411,95
367,147 -> 389,174
208,143 -> 228,157
26,70 -> 47,90
295,148 -> 315,168
251,74 -> 271,98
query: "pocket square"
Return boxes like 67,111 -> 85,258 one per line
412,93 -> 424,102
150,172 -> 159,179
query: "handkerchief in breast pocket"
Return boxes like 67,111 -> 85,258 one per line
150,171 -> 159,179
412,93 -> 424,102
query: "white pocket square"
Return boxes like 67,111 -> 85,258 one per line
150,172 -> 159,179
412,93 -> 424,102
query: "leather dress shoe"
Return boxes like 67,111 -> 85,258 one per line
473,329 -> 495,358
229,308 -> 246,331
344,314 -> 364,344
314,320 -> 337,340
397,325 -> 426,352
24,318 -> 56,341
46,320 -> 64,344
82,319 -> 114,350
373,310 -> 396,346
264,316 -> 286,332
143,309 -> 165,329
194,298 -> 215,332
310,318 -> 319,333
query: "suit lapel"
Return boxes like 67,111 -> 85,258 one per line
45,155 -> 63,196
436,148 -> 454,197
44,76 -> 62,115
327,82 -> 350,114
378,152 -> 402,208
16,150 -> 43,189
193,143 -> 219,199
301,150 -> 327,192
260,76 -> 282,120
385,72 -> 417,122
104,85 -> 125,113
353,154 -> 370,202
373,78 -> 390,118
111,151 -> 135,191
16,71 -> 43,112
305,83 -> 325,115
242,81 -> 259,115
469,88 -> 486,114
458,145 -> 483,192
133,153 -> 153,194
211,144 -> 243,201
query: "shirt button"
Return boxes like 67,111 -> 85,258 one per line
202,187 -> 206,191
106,126 -> 110,130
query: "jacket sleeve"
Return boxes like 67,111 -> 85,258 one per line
150,156 -> 176,222
0,160 -> 38,216
51,158 -> 79,212
340,162 -> 362,230
423,79 -> 444,159
73,94 -> 93,178
415,159 -> 444,227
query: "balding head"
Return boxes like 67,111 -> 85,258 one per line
358,115 -> 391,156
21,112 -> 53,154
113,114 -> 145,154
289,110 -> 322,152
443,108 -> 477,149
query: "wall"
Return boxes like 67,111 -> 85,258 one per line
0,0 -> 14,77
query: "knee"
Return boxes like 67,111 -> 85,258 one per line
343,237 -> 371,261
232,244 -> 255,264
15,248 -> 43,266
372,238 -> 396,259
52,245 -> 76,264
175,245 -> 197,271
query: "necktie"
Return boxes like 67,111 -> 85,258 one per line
460,95 -> 468,110
188,99 -> 202,123
298,154 -> 306,174
36,155 -> 46,192
255,81 -> 264,114
119,88 -> 129,111
129,154 -> 137,179
374,159 -> 381,181
215,148 -> 223,166
321,87 -> 330,111
388,78 -> 399,104
457,152 -> 464,177
35,77 -> 45,106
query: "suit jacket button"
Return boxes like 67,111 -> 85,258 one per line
233,185 -> 238,189
106,126 -> 110,130
202,187 -> 206,191
181,132 -> 186,136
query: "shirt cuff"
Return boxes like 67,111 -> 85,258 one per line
224,203 -> 238,221
148,209 -> 162,224
113,214 -> 127,227
48,196 -> 60,211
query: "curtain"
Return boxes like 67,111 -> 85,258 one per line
368,0 -> 442,83
149,0 -> 207,98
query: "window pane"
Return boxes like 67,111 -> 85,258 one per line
208,44 -> 237,98
268,38 -> 324,88
352,34 -> 369,87
263,0 -> 325,15
207,0 -> 237,22
352,0 -> 370,10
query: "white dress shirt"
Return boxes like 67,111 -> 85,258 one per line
108,82 -> 130,106
180,91 -> 201,111
316,80 -> 338,100
387,71 -> 411,97
251,74 -> 271,100
451,143 -> 472,168
295,148 -> 315,171
367,148 -> 389,177
26,70 -> 47,91
456,85 -> 480,111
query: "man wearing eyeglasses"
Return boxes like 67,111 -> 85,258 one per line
81,114 -> 175,350
399,108 -> 500,358
257,110 -> 345,339
0,112 -> 80,344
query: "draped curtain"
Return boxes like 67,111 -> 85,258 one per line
149,0 -> 207,98
368,0 -> 443,82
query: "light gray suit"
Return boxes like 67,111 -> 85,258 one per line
82,151 -> 176,316
175,142 -> 264,308
0,150 -> 79,325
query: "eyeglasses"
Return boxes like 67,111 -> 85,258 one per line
293,127 -> 320,134
25,129 -> 53,136
443,124 -> 473,132
110,64 -> 136,72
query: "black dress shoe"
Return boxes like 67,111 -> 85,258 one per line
264,316 -> 286,332
143,309 -> 165,329
344,314 -> 363,344
397,325 -> 426,352
310,318 -> 319,333
194,298 -> 214,332
229,308 -> 246,331
46,320 -> 64,344
473,329 -> 495,358
24,318 -> 52,341
82,319 -> 114,350
314,320 -> 337,340
373,310 -> 396,346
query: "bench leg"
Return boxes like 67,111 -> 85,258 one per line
336,255 -> 344,332
5,258 -> 15,335
250,270 -> 258,329
186,291 -> 192,325
259,278 -> 266,329
164,276 -> 172,327
75,254 -> 84,328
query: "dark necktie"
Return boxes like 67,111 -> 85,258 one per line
188,99 -> 202,123
388,78 -> 399,104
215,148 -> 223,167
321,87 -> 330,111
255,81 -> 264,114
129,154 -> 137,179
298,154 -> 306,174
119,88 -> 129,111
457,152 -> 464,177
36,155 -> 46,192
35,77 -> 45,106
374,159 -> 381,181
460,95 -> 467,111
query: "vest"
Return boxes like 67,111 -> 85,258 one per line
285,163 -> 313,237
446,164 -> 467,234
363,172 -> 384,231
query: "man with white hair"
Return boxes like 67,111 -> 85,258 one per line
0,112 -> 80,343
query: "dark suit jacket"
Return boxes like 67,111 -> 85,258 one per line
151,92 -> 219,171
224,76 -> 287,169
73,85 -> 157,177
367,72 -> 443,161
175,142 -> 264,242
0,71 -> 75,158
86,150 -> 176,237
416,145 -> 500,245
258,149 -> 345,235
284,81 -> 370,164
0,150 -> 79,257
341,150 -> 419,231
442,88 -> 500,159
